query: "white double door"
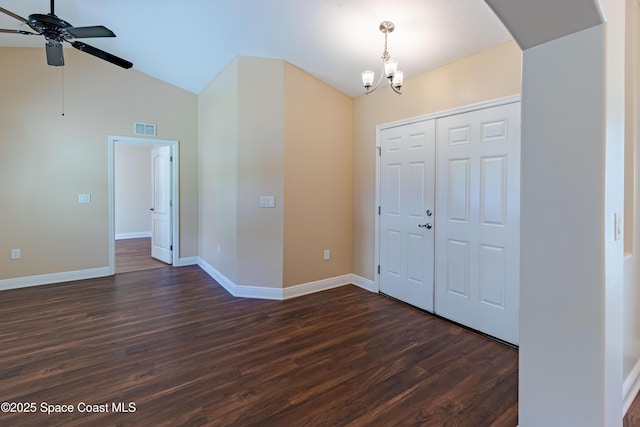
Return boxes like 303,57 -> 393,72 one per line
379,102 -> 520,344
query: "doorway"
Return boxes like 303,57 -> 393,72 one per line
108,136 -> 180,275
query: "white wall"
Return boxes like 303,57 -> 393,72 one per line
114,144 -> 152,238
519,25 -> 610,425
623,0 -> 640,411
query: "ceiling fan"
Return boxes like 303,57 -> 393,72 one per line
0,0 -> 132,69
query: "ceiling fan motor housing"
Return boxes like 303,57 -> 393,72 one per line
28,13 -> 72,41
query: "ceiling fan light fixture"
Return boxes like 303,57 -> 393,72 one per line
362,20 -> 403,95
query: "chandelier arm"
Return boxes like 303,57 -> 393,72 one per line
366,63 -> 387,93
389,84 -> 402,95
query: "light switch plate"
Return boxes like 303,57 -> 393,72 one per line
614,212 -> 622,241
79,193 -> 91,204
259,196 -> 275,208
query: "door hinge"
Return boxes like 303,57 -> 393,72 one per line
378,265 -> 381,275
170,245 -> 173,251
377,146 -> 381,156
170,156 -> 174,162
170,200 -> 173,207
378,206 -> 381,215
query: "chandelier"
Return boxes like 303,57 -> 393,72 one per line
361,21 -> 403,95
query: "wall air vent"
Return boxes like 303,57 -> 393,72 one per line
134,122 -> 157,136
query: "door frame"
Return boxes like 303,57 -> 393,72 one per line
108,135 -> 180,274
374,94 -> 520,294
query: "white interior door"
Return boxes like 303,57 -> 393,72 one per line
435,102 -> 520,344
379,120 -> 436,312
151,145 -> 173,264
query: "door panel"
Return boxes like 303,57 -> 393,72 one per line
435,102 -> 520,344
379,120 -> 435,312
151,145 -> 172,264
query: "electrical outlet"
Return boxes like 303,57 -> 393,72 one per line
323,249 -> 330,260
10,248 -> 20,259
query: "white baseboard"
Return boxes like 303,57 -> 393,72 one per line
351,274 -> 377,293
624,357 -> 640,415
0,267 -> 112,292
115,231 -> 152,240
177,256 -> 199,267
283,274 -> 352,299
198,257 -> 363,300
197,257 -> 282,300
0,260 -> 374,304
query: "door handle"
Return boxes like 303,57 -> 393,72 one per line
150,208 -> 154,211
418,223 -> 432,229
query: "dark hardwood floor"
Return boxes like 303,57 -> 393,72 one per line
627,395 -> 640,427
1,264 -> 640,425
115,237 -> 169,274
0,266 -> 519,426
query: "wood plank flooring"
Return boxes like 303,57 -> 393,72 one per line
0,266 -> 519,426
627,395 -> 640,427
115,237 -> 169,274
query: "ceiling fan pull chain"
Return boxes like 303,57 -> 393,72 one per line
61,66 -> 65,117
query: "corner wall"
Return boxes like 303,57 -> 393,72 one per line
198,56 -> 354,290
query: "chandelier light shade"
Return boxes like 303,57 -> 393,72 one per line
361,21 -> 403,95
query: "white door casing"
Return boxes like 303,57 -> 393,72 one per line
435,102 -> 521,344
108,136 -> 180,274
151,145 -> 173,264
379,120 -> 436,312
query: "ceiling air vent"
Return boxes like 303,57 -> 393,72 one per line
134,122 -> 157,137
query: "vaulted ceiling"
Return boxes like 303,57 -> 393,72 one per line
0,0 -> 513,97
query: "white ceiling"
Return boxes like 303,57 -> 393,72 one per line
0,0 -> 513,97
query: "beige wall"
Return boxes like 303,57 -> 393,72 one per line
199,56 -> 286,288
198,56 -> 353,288
352,41 -> 522,279
115,144 -> 152,236
198,58 -> 239,283
0,47 -> 198,280
236,57 -> 285,287
283,62 -> 353,287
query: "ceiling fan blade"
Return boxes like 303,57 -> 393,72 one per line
71,41 -> 132,69
46,41 -> 64,66
0,28 -> 38,35
66,25 -> 115,39
0,7 -> 29,25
